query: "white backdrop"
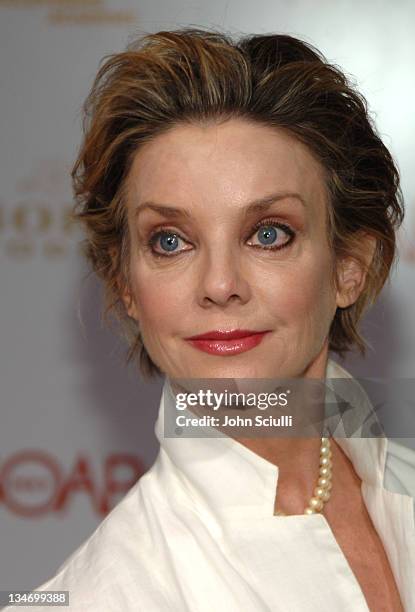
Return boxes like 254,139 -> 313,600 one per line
1,0 -> 414,593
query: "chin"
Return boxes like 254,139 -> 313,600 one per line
181,358 -> 274,380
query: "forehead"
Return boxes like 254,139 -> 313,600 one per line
126,118 -> 328,218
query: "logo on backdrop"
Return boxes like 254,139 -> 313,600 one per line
0,0 -> 136,25
0,449 -> 146,517
0,157 -> 82,259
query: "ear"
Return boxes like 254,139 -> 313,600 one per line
109,246 -> 140,322
120,284 -> 140,321
335,234 -> 377,308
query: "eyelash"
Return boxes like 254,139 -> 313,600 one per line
145,217 -> 296,259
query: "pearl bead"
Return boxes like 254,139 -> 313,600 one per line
321,437 -> 329,446
319,466 -> 332,477
320,445 -> 331,457
309,497 -> 324,511
320,456 -> 332,468
304,507 -> 315,515
314,486 -> 326,498
318,476 -> 330,488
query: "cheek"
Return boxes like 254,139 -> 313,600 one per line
296,256 -> 337,334
130,266 -> 188,332
259,250 -> 336,324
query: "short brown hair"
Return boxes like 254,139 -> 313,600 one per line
72,27 -> 404,379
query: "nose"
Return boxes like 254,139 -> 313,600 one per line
197,244 -> 251,308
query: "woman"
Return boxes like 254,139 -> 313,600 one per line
11,28 -> 415,611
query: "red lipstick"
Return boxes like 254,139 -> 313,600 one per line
185,329 -> 270,356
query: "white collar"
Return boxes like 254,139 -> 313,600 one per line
153,359 -> 415,609
154,358 -> 387,519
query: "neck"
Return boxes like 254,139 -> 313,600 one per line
235,342 -> 330,514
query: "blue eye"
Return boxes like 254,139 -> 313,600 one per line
159,232 -> 179,252
249,222 -> 294,250
148,230 -> 189,257
258,226 -> 277,245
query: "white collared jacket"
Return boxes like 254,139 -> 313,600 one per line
6,360 -> 415,611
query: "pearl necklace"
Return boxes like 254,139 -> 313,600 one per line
275,437 -> 332,516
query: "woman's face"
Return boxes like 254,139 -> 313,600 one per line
122,118 -> 347,380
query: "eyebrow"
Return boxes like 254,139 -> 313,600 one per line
133,192 -> 306,220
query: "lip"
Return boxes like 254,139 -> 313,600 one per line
185,329 -> 271,356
